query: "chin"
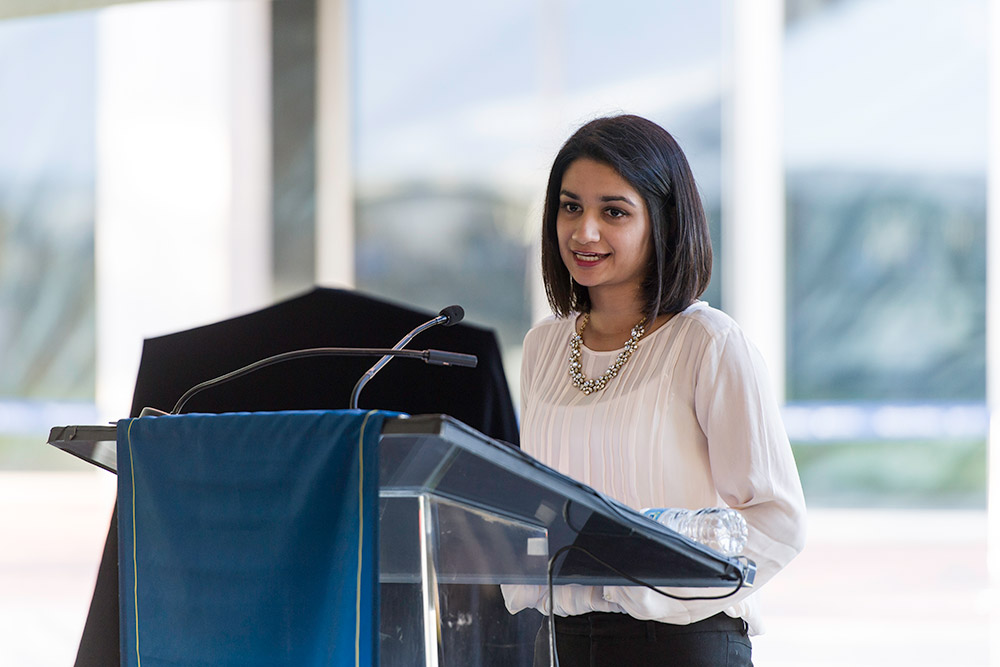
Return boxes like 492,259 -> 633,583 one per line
567,272 -> 598,288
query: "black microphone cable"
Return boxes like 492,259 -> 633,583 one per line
544,544 -> 747,667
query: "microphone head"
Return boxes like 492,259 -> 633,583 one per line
438,305 -> 465,326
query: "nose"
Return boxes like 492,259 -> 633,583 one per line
571,211 -> 601,244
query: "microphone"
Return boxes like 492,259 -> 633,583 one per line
438,305 -> 464,327
168,344 -> 478,414
349,305 -> 472,409
166,305 -> 476,414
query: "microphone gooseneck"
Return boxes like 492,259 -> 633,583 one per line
170,347 -> 434,414
348,305 -> 468,410
165,305 -> 477,414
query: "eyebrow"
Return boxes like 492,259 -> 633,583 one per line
559,189 -> 637,206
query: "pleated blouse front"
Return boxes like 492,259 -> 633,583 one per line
504,301 -> 807,634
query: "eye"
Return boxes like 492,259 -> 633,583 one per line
560,201 -> 581,214
606,207 -> 628,219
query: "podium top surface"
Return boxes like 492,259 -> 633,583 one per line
47,412 -> 754,589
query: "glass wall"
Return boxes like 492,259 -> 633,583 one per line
0,11 -> 98,468
0,0 -> 989,494
783,0 -> 988,506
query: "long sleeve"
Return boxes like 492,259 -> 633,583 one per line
608,318 -> 806,632
697,323 -> 807,589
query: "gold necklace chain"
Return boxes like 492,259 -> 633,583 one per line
568,312 -> 647,395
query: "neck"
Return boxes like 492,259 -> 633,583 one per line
578,293 -> 645,352
586,291 -> 646,337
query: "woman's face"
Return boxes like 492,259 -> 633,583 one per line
556,158 -> 653,305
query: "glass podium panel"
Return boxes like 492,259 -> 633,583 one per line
48,413 -> 755,667
377,415 -> 755,667
379,494 -> 547,666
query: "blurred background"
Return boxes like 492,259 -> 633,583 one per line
1,0 -> 997,664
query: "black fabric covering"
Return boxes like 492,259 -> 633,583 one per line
131,287 -> 519,435
74,287 -> 527,666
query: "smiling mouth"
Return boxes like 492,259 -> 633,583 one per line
573,251 -> 609,264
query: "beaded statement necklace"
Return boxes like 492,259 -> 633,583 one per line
568,312 -> 647,394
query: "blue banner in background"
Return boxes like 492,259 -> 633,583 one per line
117,410 -> 388,667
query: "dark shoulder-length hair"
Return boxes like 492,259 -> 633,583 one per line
541,114 -> 713,319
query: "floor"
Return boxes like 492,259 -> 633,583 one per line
2,471 -> 997,666
0,471 -> 118,667
753,509 -> 997,666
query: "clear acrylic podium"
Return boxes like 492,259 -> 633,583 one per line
49,413 -> 754,666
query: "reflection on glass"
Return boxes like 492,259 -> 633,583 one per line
0,12 -> 96,467
783,0 -> 988,509
0,12 -> 95,401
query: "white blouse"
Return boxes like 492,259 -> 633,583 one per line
502,301 -> 806,636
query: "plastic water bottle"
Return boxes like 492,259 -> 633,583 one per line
641,507 -> 748,556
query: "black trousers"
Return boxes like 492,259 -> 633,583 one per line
533,611 -> 753,667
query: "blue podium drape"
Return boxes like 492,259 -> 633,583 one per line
116,410 -> 389,667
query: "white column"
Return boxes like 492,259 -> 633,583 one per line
722,0 -> 786,400
316,0 -> 355,288
95,0 -> 272,419
986,0 -> 1000,587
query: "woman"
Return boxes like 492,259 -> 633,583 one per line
504,115 -> 807,666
